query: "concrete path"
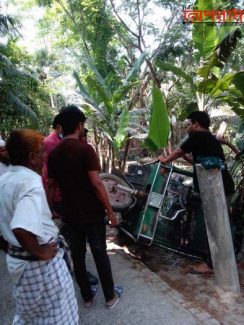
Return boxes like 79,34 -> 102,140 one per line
0,240 -> 220,325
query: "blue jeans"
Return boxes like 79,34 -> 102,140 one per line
67,222 -> 114,302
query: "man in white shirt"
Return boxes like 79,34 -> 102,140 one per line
0,137 -> 9,251
0,129 -> 79,324
0,137 -> 9,176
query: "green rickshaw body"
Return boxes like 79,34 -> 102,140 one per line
120,153 -> 243,258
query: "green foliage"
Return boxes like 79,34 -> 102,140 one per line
157,6 -> 243,117
0,12 -> 54,134
195,26 -> 243,117
235,120 -> 244,150
0,40 -> 32,67
146,87 -> 170,150
74,53 -> 146,152
192,0 -> 218,61
36,0 -> 117,78
0,14 -> 19,37
13,0 -> 243,144
197,29 -> 242,80
155,61 -> 196,91
114,107 -> 129,150
0,54 -> 37,120
215,29 -> 242,67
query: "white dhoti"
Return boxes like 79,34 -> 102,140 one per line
12,252 -> 79,325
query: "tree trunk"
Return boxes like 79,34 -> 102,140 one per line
121,139 -> 131,173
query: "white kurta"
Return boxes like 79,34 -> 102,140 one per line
0,165 -> 58,284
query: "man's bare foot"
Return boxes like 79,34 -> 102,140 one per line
106,292 -> 120,309
189,263 -> 213,274
84,286 -> 98,308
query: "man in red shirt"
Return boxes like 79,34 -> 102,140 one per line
42,114 -> 63,215
47,105 -> 122,309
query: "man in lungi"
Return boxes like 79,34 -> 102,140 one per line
0,129 -> 79,324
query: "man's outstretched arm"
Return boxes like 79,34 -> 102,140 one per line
157,147 -> 185,164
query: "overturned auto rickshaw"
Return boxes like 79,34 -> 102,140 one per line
101,151 -> 244,259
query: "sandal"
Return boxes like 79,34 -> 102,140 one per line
84,286 -> 98,308
106,285 -> 123,309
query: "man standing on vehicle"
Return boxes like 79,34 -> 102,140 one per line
158,111 -> 235,274
47,105 -> 122,308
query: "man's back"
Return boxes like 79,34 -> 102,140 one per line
181,131 -> 225,163
48,138 -> 105,225
181,131 -> 234,194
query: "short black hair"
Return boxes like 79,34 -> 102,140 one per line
52,113 -> 62,129
187,111 -> 210,129
59,105 -> 86,136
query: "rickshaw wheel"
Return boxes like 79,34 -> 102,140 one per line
100,173 -> 135,212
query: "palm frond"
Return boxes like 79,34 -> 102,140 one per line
5,91 -> 37,121
0,14 -> 20,37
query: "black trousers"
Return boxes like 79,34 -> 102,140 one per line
67,221 -> 114,302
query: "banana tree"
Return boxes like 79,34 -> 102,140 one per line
73,53 -> 147,170
155,0 -> 243,118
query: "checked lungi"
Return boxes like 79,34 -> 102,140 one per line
12,250 -> 79,325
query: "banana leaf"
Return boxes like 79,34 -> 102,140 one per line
210,72 -> 243,97
146,87 -> 170,150
192,0 -> 218,61
112,81 -> 139,104
86,75 -> 113,115
5,91 -> 37,120
232,71 -> 244,97
197,29 -> 242,78
197,53 -> 221,78
126,52 -> 147,82
214,28 -> 242,67
196,77 -> 218,94
83,55 -> 111,98
155,61 -> 196,91
73,71 -> 104,115
114,107 -> 129,151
